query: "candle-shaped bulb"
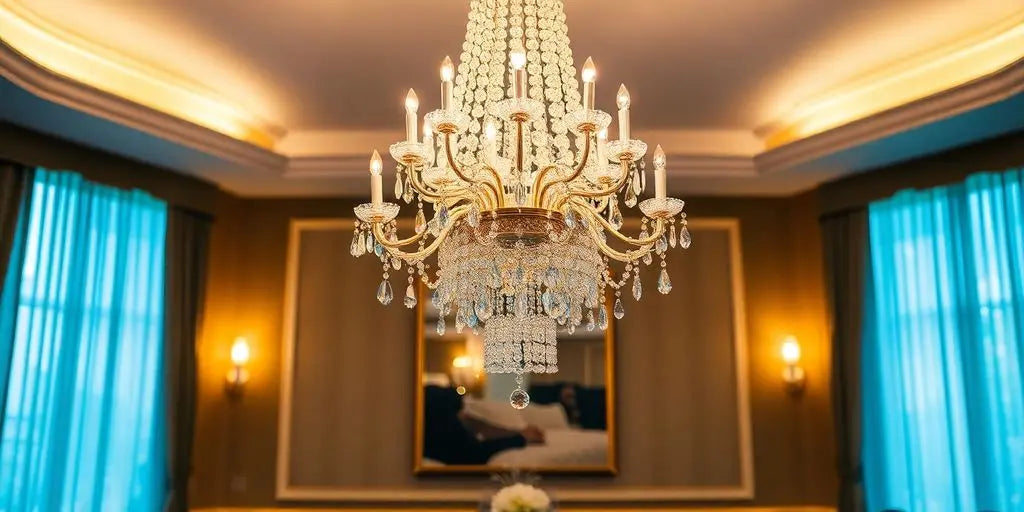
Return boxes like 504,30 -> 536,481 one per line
616,84 -> 631,109
510,42 -> 527,70
405,89 -> 419,113
370,150 -> 383,176
485,120 -> 497,141
581,57 -> 596,83
440,56 -> 454,81
653,144 -> 666,168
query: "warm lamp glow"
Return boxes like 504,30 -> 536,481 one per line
781,336 -> 801,364
509,42 -> 527,69
581,57 -> 596,82
226,336 -> 252,395
405,88 -> 419,113
440,55 -> 455,81
653,144 -> 666,168
452,355 -> 473,369
616,84 -> 631,109
369,150 -> 383,176
230,337 -> 251,365
598,128 -> 608,141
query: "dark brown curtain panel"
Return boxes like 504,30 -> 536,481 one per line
0,163 -> 33,433
821,209 -> 869,512
162,207 -> 211,512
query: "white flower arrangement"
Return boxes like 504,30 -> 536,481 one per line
490,482 -> 552,512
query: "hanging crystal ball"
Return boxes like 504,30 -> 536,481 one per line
510,388 -> 530,409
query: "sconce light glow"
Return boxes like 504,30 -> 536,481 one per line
452,355 -> 473,369
781,336 -> 801,364
226,336 -> 252,396
230,337 -> 251,366
780,335 -> 806,395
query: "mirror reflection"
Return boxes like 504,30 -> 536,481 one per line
416,296 -> 615,474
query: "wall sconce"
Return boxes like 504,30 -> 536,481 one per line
451,355 -> 475,395
225,336 -> 251,396
781,335 -> 806,395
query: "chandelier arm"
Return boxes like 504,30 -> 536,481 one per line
371,207 -> 470,261
569,198 -> 665,246
530,165 -> 560,207
407,162 -> 490,209
371,205 -> 471,250
589,218 -> 666,263
536,127 -> 593,208
443,132 -> 504,208
550,157 -> 631,211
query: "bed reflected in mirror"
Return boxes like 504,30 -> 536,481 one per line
414,286 -> 616,474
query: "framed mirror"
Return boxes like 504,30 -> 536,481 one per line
414,284 -> 617,474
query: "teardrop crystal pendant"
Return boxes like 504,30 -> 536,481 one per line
402,176 -> 414,203
438,205 -> 450,229
365,231 -> 375,253
350,231 -> 363,256
510,387 -> 530,409
598,306 -> 609,330
564,208 -> 576,229
436,316 -> 446,336
657,269 -> 673,294
586,309 -> 596,331
613,298 -> 625,319
624,182 -> 637,208
669,224 -> 678,248
376,279 -> 393,305
394,173 -> 404,199
514,183 -> 527,206
609,201 -> 623,229
642,251 -> 653,265
467,206 -> 480,228
631,169 -> 642,195
404,284 -> 417,308
632,275 -> 642,300
656,234 -> 668,253
680,226 -> 692,249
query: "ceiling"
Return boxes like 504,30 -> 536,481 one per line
19,0 -> 1022,129
2,0 -> 1023,196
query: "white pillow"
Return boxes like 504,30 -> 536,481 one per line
519,403 -> 569,430
462,397 -> 528,431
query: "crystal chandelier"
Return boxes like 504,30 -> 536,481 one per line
352,0 -> 690,408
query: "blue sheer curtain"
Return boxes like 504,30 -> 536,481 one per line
0,169 -> 168,511
864,169 -> 1024,511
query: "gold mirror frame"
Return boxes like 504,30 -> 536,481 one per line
413,282 -> 618,475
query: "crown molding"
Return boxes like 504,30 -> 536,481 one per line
0,1 -> 283,147
0,40 -> 286,174
759,16 -> 1024,147
755,57 -> 1024,175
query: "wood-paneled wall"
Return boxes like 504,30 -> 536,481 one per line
192,193 -> 836,508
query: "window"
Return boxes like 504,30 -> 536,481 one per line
864,170 -> 1024,511
0,169 -> 168,511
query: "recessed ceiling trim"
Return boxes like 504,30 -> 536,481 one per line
760,16 -> 1024,149
0,0 -> 283,148
756,58 -> 1024,175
